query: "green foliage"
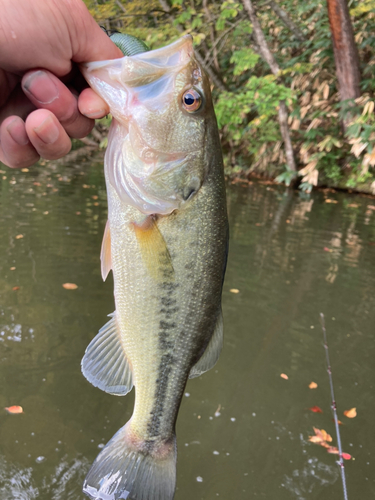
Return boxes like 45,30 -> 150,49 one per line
230,49 -> 259,76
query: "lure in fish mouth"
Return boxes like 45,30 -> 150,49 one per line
80,34 -> 228,500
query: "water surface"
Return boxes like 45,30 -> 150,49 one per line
0,159 -> 374,499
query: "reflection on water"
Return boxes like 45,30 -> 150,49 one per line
0,160 -> 374,500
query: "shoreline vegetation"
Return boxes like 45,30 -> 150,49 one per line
80,0 -> 375,195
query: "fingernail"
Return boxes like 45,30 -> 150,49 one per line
34,115 -> 59,144
23,71 -> 59,104
83,109 -> 107,119
6,119 -> 30,146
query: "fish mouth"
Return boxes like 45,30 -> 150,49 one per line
82,35 -> 194,87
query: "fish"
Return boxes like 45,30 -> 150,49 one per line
80,35 -> 228,500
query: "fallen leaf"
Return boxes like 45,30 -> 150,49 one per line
280,373 -> 289,380
325,199 -> 338,204
347,204 -> 359,208
33,181 -> 41,186
10,267 -> 16,271
12,286 -> 20,291
309,382 -> 318,389
309,435 -> 323,444
344,407 -> 357,418
15,234 -> 23,239
324,247 -> 332,252
92,195 -> 98,200
5,406 -> 23,414
309,405 -> 323,413
62,283 -> 78,290
332,419 -> 343,425
43,211 -> 49,215
326,447 -> 352,460
367,205 -> 375,210
76,211 -> 81,215
312,427 -> 332,443
230,289 -> 239,294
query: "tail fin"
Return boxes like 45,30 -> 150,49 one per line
83,424 -> 177,500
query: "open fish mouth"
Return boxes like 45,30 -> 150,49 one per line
83,35 -> 193,79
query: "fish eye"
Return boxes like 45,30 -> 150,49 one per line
182,89 -> 202,112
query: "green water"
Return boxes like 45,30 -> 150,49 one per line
0,159 -> 374,499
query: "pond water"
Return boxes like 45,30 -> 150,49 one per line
0,157 -> 374,500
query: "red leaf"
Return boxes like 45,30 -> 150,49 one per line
309,406 -> 323,413
342,453 -> 352,460
5,405 -> 23,414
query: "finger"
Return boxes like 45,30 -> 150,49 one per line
22,70 -> 94,138
25,109 -> 72,160
78,88 -> 110,119
0,116 -> 40,168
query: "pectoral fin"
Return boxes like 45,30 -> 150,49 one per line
189,310 -> 223,379
81,312 -> 133,396
132,216 -> 174,281
100,220 -> 112,281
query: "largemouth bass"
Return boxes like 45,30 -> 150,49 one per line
80,35 -> 228,500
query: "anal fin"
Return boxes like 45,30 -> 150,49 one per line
100,220 -> 112,281
189,309 -> 223,379
81,313 -> 133,396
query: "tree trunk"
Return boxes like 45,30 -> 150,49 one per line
326,0 -> 361,105
242,0 -> 296,174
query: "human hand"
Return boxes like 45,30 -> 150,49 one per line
0,0 -> 123,168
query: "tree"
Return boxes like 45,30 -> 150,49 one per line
242,0 -> 296,175
326,0 -> 361,125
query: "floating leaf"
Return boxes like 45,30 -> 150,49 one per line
280,373 -> 289,380
230,289 -> 240,294
12,286 -> 20,291
309,405 -> 323,413
344,407 -> 357,418
309,382 -> 318,389
15,234 -> 23,239
62,283 -> 78,290
309,427 -> 332,444
5,406 -> 23,414
324,247 -> 332,252
326,447 -> 352,460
